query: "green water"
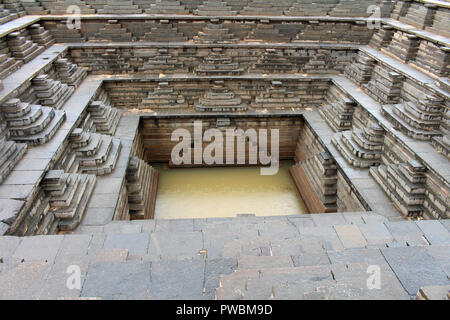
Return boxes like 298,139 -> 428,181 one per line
153,161 -> 308,219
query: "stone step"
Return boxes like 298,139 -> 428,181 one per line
382,105 -> 442,140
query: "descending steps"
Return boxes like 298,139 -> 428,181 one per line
1,98 -> 66,146
86,101 -> 121,135
370,160 -> 427,218
195,80 -> 247,112
41,169 -> 96,232
0,113 -> 27,184
125,157 -> 159,220
65,129 -> 122,176
31,74 -> 75,110
331,121 -> 385,168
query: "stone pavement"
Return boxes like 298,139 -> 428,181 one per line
1,212 -> 449,299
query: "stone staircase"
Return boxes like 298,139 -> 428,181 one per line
54,58 -> 87,88
125,156 -> 159,220
194,0 -> 237,16
319,84 -> 357,132
142,48 -> 187,74
370,160 -> 427,218
31,74 -> 75,110
195,80 -> 247,112
145,0 -> 188,14
86,101 -> 121,135
196,48 -> 244,76
62,129 -> 122,176
254,81 -> 300,109
28,23 -> 55,49
332,121 -> 385,168
285,0 -> 338,17
6,31 -> 44,64
193,22 -> 238,44
40,169 -> 96,232
0,113 -> 27,184
1,98 -> 66,146
140,82 -> 188,109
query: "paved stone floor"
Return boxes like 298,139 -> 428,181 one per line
1,212 -> 449,299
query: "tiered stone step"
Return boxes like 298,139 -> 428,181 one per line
245,22 -> 290,42
140,21 -> 187,42
28,24 -> 54,48
193,22 -> 238,44
89,20 -> 134,42
0,38 -> 23,79
145,0 -> 188,14
295,151 -> 338,213
84,0 -> 107,11
369,25 -> 395,49
398,2 -> 436,29
285,0 -> 338,16
1,98 -> 65,145
68,129 -> 122,176
344,51 -> 376,86
193,1 -> 237,16
195,81 -> 247,112
329,0 -> 380,17
382,102 -> 443,141
0,4 -> 15,25
6,32 -> 44,64
431,134 -> 450,159
54,58 -> 87,88
253,48 -> 295,73
384,31 -> 420,62
426,7 -> 450,38
331,122 -> 385,168
410,42 -> 449,78
370,160 -> 427,218
98,0 -> 142,14
254,81 -> 300,109
86,101 -> 121,135
43,20 -> 85,42
126,157 -> 159,220
196,48 -> 244,76
40,169 -> 96,232
42,0 -> 95,14
0,114 -> 27,184
31,74 -> 75,110
318,85 -> 357,132
390,0 -> 410,20
240,0 -> 293,16
2,0 -> 25,17
364,64 -> 404,104
20,0 -> 49,15
142,48 -> 187,73
140,82 -> 188,109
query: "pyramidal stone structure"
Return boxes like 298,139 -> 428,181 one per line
0,0 -> 449,301
195,81 -> 247,112
196,48 -> 244,76
140,82 -> 188,109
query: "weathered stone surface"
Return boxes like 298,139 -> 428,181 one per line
82,261 -> 151,299
149,258 -> 205,300
381,246 -> 450,296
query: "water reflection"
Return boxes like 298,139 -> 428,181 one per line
153,161 -> 308,219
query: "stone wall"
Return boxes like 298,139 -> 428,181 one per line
101,78 -> 331,110
22,0 -> 393,17
41,18 -> 375,44
67,45 -> 357,75
296,122 -> 366,212
140,115 -> 303,164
